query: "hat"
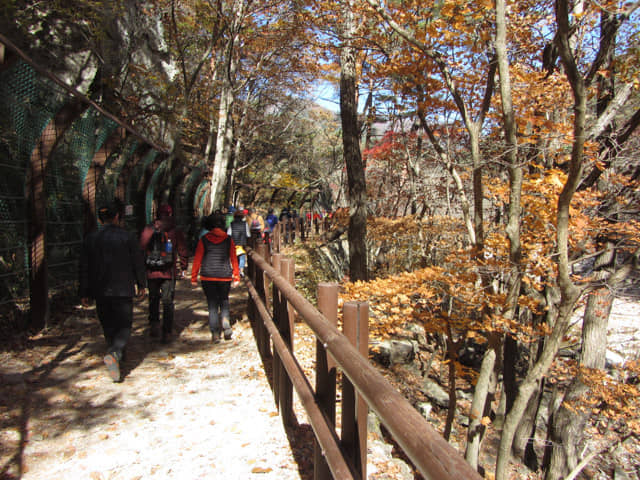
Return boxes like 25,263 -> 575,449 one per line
228,205 -> 236,213
158,204 -> 173,217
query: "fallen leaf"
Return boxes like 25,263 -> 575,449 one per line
251,467 -> 273,474
63,446 -> 76,459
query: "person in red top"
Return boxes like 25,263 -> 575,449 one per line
191,211 -> 240,343
139,204 -> 189,343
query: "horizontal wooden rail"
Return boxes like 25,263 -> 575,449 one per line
248,249 -> 482,480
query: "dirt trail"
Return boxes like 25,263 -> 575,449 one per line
0,279 -> 308,480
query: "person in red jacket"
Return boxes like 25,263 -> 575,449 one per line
191,211 -> 240,343
139,204 -> 189,343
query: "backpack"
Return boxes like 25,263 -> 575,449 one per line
145,228 -> 174,270
250,217 -> 261,231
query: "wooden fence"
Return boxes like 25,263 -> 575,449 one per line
244,235 -> 482,480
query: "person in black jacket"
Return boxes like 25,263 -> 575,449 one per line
80,199 -> 147,382
227,209 -> 250,277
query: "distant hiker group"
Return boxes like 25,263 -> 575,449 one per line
80,199 -> 331,382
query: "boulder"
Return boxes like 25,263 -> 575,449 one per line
371,339 -> 416,367
422,378 -> 449,408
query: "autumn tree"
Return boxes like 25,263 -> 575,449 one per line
349,0 -> 640,478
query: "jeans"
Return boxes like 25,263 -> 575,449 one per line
148,277 -> 176,334
238,253 -> 246,272
96,297 -> 133,359
201,280 -> 231,333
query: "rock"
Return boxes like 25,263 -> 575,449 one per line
403,323 -> 427,346
417,402 -> 432,418
368,412 -> 383,441
367,440 -> 413,480
458,340 -> 487,368
606,349 -> 625,367
371,339 -> 416,367
387,458 -> 414,480
422,378 -> 449,408
458,414 -> 469,427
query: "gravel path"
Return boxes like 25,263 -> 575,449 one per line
0,280 -> 306,480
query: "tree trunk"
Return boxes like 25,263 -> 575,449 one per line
339,0 -> 367,282
495,300 -> 578,480
209,0 -> 245,210
495,1 -> 589,477
545,6 -> 623,476
545,243 -> 614,480
512,378 -> 543,470
465,337 -> 499,470
443,334 -> 458,441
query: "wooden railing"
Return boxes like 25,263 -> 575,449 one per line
245,239 -> 482,480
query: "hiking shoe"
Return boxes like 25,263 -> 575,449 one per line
223,328 -> 233,340
104,353 -> 121,382
212,331 -> 221,344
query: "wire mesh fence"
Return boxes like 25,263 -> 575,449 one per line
0,56 -> 167,334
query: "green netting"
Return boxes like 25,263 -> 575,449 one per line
146,159 -> 167,223
176,164 -> 204,245
0,60 -> 66,306
109,140 -> 138,193
125,149 -> 158,232
45,110 -> 120,290
0,47 -> 216,333
0,57 -> 171,330
194,179 -> 210,214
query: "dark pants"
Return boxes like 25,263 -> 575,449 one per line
96,296 -> 133,359
201,280 -> 231,333
148,277 -> 175,334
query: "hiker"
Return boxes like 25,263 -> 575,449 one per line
265,208 -> 278,233
225,205 -> 235,229
227,209 -> 250,276
279,205 -> 294,244
79,198 -> 147,382
139,204 -> 189,343
191,212 -> 240,343
263,207 -> 278,246
246,208 -> 265,244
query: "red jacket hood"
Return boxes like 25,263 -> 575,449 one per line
203,228 -> 229,244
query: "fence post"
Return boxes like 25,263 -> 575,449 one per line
278,257 -> 295,427
342,301 -> 369,480
254,243 -> 270,357
314,282 -> 339,480
271,253 -> 282,407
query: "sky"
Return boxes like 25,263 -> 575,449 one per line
311,81 -> 340,112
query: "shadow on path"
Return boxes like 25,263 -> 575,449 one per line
0,278 -> 315,479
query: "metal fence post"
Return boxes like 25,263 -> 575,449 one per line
342,301 -> 369,480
